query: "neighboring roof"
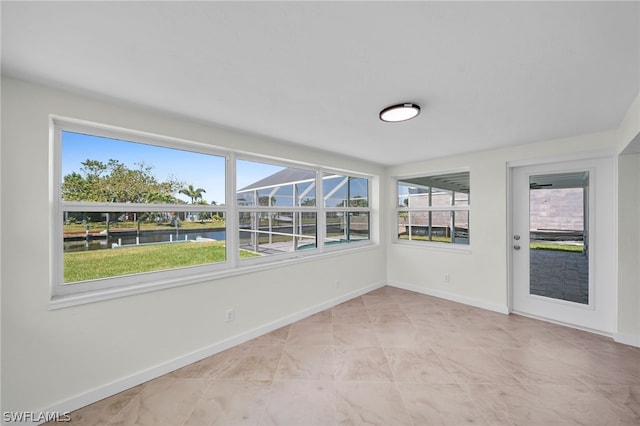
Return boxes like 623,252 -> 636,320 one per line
238,168 -> 315,192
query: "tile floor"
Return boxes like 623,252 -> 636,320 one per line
55,286 -> 640,425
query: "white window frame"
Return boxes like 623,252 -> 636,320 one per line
235,156 -> 319,264
322,173 -> 371,247
234,156 -> 372,265
50,116 -> 374,307
394,169 -> 471,251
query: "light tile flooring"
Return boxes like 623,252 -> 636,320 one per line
56,286 -> 640,425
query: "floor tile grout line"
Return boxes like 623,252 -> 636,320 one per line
256,327 -> 291,426
457,381 -> 499,426
55,287 -> 640,426
179,377 -> 215,426
378,319 -> 416,426
104,389 -> 143,426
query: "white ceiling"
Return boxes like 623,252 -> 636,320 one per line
2,1 -> 639,166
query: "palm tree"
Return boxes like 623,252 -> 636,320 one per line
179,184 -> 206,204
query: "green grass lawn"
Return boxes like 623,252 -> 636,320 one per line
64,241 -> 257,283
530,242 -> 584,252
397,235 -> 453,243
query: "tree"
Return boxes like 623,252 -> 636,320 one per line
144,191 -> 177,204
335,196 -> 368,208
179,184 -> 207,204
349,196 -> 368,207
258,195 -> 275,206
61,159 -> 182,203
61,172 -> 93,201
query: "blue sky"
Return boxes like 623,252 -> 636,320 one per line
62,131 -> 283,204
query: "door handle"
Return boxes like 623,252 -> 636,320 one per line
513,244 -> 521,250
513,235 -> 521,240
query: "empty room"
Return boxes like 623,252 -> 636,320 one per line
1,1 -> 639,425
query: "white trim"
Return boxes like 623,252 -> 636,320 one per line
394,169 -> 471,248
507,155 -> 617,333
614,333 -> 640,348
390,239 -> 471,254
392,166 -> 472,181
50,241 -> 379,309
53,115 -> 230,158
400,205 -> 470,212
316,169 -> 327,252
62,202 -> 226,212
39,281 -> 385,422
234,206 -> 319,213
50,116 -> 64,301
235,152 -> 372,182
387,280 -> 509,314
513,309 -> 614,339
505,149 -> 617,169
51,116 -> 375,306
506,164 -> 514,313
227,152 -> 239,268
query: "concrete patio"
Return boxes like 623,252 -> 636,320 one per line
530,249 -> 589,304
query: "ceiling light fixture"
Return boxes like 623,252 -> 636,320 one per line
379,103 -> 421,122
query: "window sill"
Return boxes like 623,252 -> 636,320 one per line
49,241 -> 378,310
391,239 -> 471,254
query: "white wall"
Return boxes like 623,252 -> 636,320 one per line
3,75 -> 638,417
0,77 -> 387,415
386,131 -> 618,314
617,153 -> 640,344
616,94 -> 639,154
616,93 -> 640,346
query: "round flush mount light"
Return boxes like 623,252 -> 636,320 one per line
379,103 -> 421,122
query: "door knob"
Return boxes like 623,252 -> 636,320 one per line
513,244 -> 521,250
513,235 -> 521,240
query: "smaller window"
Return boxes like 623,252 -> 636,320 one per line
323,173 -> 370,245
396,171 -> 470,245
236,159 -> 319,257
238,211 -> 318,254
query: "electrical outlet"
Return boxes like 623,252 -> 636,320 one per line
225,308 -> 235,322
443,273 -> 450,283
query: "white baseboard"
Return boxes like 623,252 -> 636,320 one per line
387,280 -> 510,315
35,281 -> 385,425
387,282 -> 640,348
511,309 -> 614,339
614,332 -> 640,348
28,280 -> 635,426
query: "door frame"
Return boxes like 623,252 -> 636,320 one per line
506,152 -> 617,334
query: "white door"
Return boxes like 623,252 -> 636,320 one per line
510,157 -> 615,333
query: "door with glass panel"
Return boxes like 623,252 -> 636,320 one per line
510,157 -> 615,332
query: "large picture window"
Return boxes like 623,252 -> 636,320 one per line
53,118 -> 372,302
57,124 -> 228,295
396,171 -> 470,245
